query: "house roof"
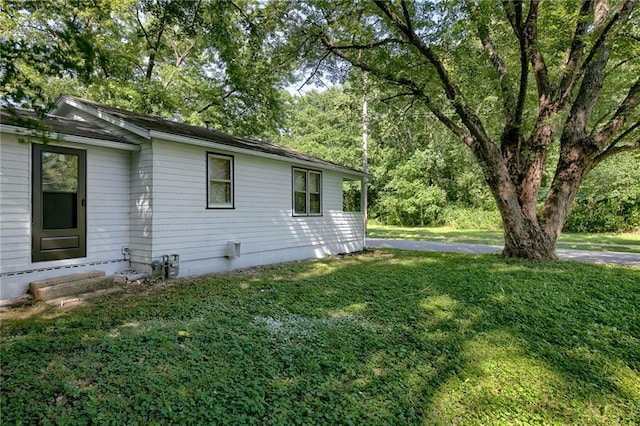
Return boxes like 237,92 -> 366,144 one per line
0,107 -> 133,145
56,96 -> 367,177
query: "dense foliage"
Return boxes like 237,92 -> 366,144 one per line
0,0 -> 286,135
565,152 -> 640,233
2,0 -> 638,237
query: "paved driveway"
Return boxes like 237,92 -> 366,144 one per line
366,238 -> 640,267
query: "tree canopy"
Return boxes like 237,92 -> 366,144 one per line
1,0 -> 287,135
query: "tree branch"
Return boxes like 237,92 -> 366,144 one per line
523,0 -> 551,99
403,97 -> 418,115
172,40 -> 196,67
502,0 -> 523,38
595,138 -> 640,163
506,1 -> 529,130
332,38 -> 406,50
197,90 -> 237,114
609,56 -> 639,72
146,25 -> 165,80
189,0 -> 203,34
381,92 -> 415,103
593,77 -> 640,149
319,35 -> 415,91
502,0 -> 528,121
400,0 -> 413,34
373,1 -> 456,98
297,50 -> 331,91
372,0 -> 490,147
556,0 -> 593,109
319,33 -> 472,145
563,1 -> 636,144
578,0 -> 636,85
135,5 -> 151,47
276,33 -> 314,68
608,120 -> 640,147
467,0 -> 515,115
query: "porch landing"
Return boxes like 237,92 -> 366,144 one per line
29,271 -> 122,307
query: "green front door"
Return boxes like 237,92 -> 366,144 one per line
32,144 -> 86,262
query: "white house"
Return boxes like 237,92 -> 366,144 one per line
0,96 -> 368,300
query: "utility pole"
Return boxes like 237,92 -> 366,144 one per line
361,72 -> 369,232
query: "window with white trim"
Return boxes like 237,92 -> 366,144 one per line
293,167 -> 322,216
207,153 -> 234,208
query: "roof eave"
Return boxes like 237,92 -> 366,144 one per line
1,124 -> 141,152
148,129 -> 369,178
53,95 -> 151,140
52,95 -> 371,179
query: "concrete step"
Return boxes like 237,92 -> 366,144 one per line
46,287 -> 123,307
31,275 -> 115,301
30,271 -> 105,294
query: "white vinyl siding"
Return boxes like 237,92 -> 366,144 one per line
129,142 -> 153,266
0,134 -> 131,299
149,139 -> 363,274
0,136 -> 30,275
0,127 -> 364,299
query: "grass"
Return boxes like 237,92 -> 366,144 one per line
367,223 -> 640,253
2,251 -> 639,424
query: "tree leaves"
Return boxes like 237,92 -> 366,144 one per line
0,0 -> 288,136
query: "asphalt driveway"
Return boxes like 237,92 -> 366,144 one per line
366,238 -> 640,267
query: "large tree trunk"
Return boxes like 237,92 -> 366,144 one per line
473,129 -> 560,261
495,127 -> 599,261
488,165 -> 559,261
490,131 -> 596,260
541,142 -> 597,238
502,217 -> 557,260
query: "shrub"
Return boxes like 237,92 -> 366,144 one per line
376,184 -> 447,227
564,196 -> 640,233
562,153 -> 640,233
439,206 -> 502,230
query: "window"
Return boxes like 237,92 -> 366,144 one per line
293,167 -> 322,216
207,153 -> 234,208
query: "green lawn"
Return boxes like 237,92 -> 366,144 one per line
367,223 -> 640,253
2,251 -> 639,424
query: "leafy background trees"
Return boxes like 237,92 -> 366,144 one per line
278,82 -> 638,232
563,152 -> 640,232
1,0 -> 285,135
1,0 -> 638,238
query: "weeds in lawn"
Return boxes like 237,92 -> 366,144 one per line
1,251 -> 639,424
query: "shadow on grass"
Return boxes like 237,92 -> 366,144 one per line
1,251 -> 639,424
